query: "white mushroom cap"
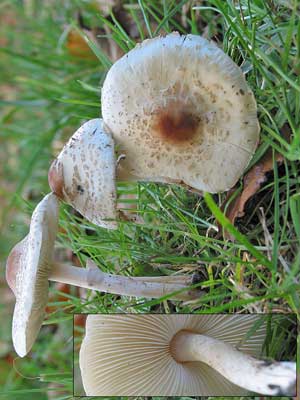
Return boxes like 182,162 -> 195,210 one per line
6,193 -> 59,357
48,118 -> 117,229
79,314 -> 266,396
102,33 -> 260,192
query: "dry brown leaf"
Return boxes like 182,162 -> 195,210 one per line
225,151 -> 284,227
66,29 -> 98,60
66,26 -> 124,63
74,314 -> 87,351
74,314 -> 87,330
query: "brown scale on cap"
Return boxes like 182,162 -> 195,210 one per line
6,238 -> 26,295
152,101 -> 200,145
48,159 -> 65,199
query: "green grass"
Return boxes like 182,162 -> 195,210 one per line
0,0 -> 299,398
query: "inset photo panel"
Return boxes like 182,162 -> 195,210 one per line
73,313 -> 297,397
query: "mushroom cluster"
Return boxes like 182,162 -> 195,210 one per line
49,32 -> 260,228
7,32 -> 260,357
79,314 -> 296,396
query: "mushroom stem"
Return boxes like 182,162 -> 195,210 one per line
134,275 -> 191,284
49,261 -> 199,301
171,331 -> 296,396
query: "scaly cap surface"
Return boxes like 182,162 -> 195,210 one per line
48,119 -> 117,229
102,33 -> 260,192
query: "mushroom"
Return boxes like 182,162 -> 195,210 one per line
49,34 -> 259,227
48,118 -> 118,229
6,193 -> 59,358
102,32 -> 260,192
79,314 -> 296,396
6,194 -> 201,357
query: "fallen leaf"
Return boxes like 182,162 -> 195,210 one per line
225,150 -> 284,229
74,314 -> 87,347
74,314 -> 87,330
66,29 -> 98,60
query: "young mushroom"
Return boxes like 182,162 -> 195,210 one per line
6,194 -> 201,357
79,314 -> 296,396
102,32 -> 260,192
48,118 -> 117,229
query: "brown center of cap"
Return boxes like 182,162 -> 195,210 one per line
152,102 -> 200,144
